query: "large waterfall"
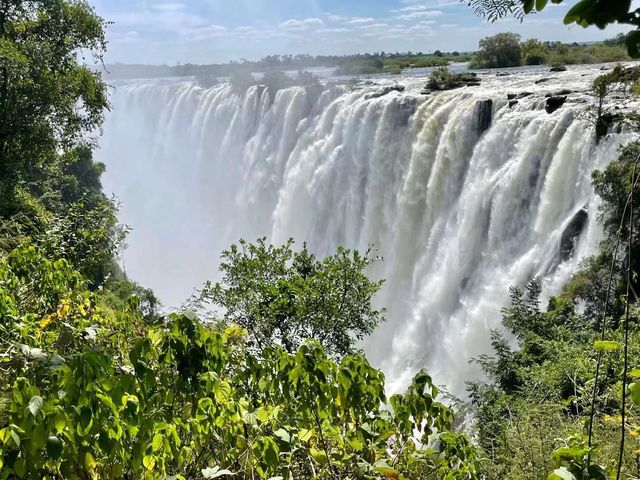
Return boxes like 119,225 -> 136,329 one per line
97,65 -> 633,394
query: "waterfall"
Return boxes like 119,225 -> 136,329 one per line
97,65 -> 633,395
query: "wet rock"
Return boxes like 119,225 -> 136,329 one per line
517,91 -> 534,99
509,100 -> 519,108
426,72 -> 482,91
365,85 -> 405,99
596,112 -> 624,139
601,66 -> 611,71
476,99 -> 493,134
496,72 -> 510,77
550,66 -> 567,72
535,77 -> 552,85
559,209 -> 588,261
545,96 -> 566,114
507,93 -> 517,100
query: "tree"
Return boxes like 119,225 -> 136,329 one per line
200,238 -> 385,358
0,0 -> 108,211
521,38 -> 549,65
466,0 -> 640,57
474,33 -> 522,68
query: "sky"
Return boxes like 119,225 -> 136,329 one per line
91,0 -> 632,65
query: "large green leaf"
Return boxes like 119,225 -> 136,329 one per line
27,396 -> 43,417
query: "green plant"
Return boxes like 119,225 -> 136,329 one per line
200,238 -> 385,358
0,244 -> 479,480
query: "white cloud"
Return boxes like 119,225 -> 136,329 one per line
279,18 -> 325,30
395,10 -> 443,20
346,17 -> 375,24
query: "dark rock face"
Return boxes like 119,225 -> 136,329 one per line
476,99 -> 493,134
507,93 -> 517,100
596,112 -> 624,139
550,66 -> 567,72
545,96 -> 567,114
509,100 -> 519,108
365,85 -> 405,100
535,77 -> 552,85
559,209 -> 588,261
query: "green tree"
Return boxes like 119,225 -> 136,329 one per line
200,238 -> 385,358
473,33 -> 522,68
466,0 -> 640,57
521,38 -> 549,65
0,0 -> 108,213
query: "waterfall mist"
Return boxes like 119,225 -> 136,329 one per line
97,65 -> 633,394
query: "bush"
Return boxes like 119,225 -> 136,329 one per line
0,244 -> 480,480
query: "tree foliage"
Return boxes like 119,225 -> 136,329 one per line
200,238 -> 385,358
0,244 -> 479,480
0,0 -> 108,206
464,0 -> 640,57
472,33 -> 522,68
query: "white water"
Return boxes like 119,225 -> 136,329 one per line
97,64 -> 635,395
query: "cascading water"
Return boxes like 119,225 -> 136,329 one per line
97,65 -> 635,395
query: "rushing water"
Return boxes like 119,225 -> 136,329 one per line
97,64 -> 635,394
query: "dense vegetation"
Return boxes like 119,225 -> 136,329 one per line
0,2 -> 480,479
2,0 -> 640,479
466,69 -> 640,480
470,34 -> 630,69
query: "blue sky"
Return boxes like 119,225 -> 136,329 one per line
91,0 -> 631,65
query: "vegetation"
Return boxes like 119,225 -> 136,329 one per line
470,34 -> 629,69
0,243 -> 480,479
199,239 -> 385,358
466,67 -> 640,480
466,0 -> 640,57
0,3 -> 482,480
3,1 -> 640,479
426,67 -> 481,91
471,33 -> 522,69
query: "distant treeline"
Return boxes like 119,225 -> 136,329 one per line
104,50 -> 472,80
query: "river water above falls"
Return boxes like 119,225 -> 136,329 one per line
97,64 -> 636,395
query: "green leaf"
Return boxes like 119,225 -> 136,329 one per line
214,381 -> 231,404
374,460 -> 398,475
535,0 -> 548,10
273,428 -> 291,443
152,433 -> 163,452
46,436 -> 63,459
523,0 -> 535,14
142,455 -> 155,470
630,369 -> 640,378
593,340 -> 619,352
310,447 -> 328,465
548,467 -> 577,480
630,383 -> 640,406
202,466 -> 234,478
27,396 -> 43,416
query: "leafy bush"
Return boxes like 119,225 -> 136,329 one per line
0,245 -> 479,480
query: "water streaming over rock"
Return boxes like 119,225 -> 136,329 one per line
97,65 -> 635,394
